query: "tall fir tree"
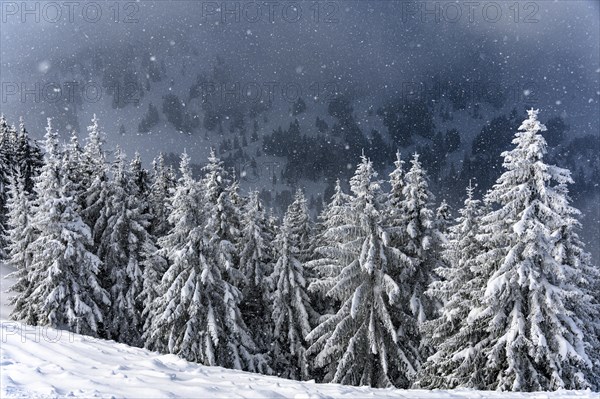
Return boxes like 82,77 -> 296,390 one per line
307,179 -> 352,317
416,181 -> 486,389
306,155 -> 420,388
96,148 -> 151,345
444,109 -> 599,391
386,150 -> 406,247
238,191 -> 275,351
14,117 -> 43,194
12,118 -> 109,335
62,131 -> 86,210
4,170 -> 38,322
401,153 -> 438,323
147,152 -> 175,237
145,152 -> 269,373
269,195 -> 316,380
81,115 -> 110,249
550,175 -> 600,390
0,116 -> 15,258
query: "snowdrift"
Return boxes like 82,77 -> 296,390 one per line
0,321 -> 596,399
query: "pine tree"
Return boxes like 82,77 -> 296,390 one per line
96,149 -> 150,345
200,150 -> 244,286
12,118 -> 109,335
62,131 -> 86,210
14,117 -> 43,194
130,152 -> 151,202
307,179 -> 352,316
269,199 -> 315,380
145,152 -> 269,373
81,115 -> 110,246
551,181 -> 600,390
401,153 -> 438,323
144,152 -> 204,354
416,181 -> 486,389
285,189 -> 313,263
0,116 -> 14,258
386,150 -> 405,245
4,170 -> 38,322
306,155 -> 420,388
446,109 -> 599,391
147,152 -> 175,237
238,191 -> 274,351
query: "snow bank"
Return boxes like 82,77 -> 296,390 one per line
1,321 -> 597,399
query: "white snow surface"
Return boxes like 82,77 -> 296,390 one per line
0,321 -> 597,399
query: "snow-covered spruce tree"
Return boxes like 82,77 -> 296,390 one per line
14,117 -> 43,194
201,150 -> 270,371
62,131 -> 86,210
401,153 -> 438,324
200,150 -> 244,285
455,109 -> 599,391
0,116 -> 16,258
550,180 -> 600,390
386,150 -> 406,247
285,189 -> 313,264
130,152 -> 152,214
146,152 -> 269,373
306,155 -> 420,388
269,197 -> 316,380
431,199 -> 452,281
238,191 -> 275,351
415,181 -> 486,389
4,170 -> 38,322
143,151 -> 204,354
139,153 -> 171,335
81,115 -> 110,247
147,152 -> 175,237
95,148 -> 151,346
307,179 -> 352,317
14,118 -> 109,334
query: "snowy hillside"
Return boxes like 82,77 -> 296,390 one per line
0,321 -> 596,399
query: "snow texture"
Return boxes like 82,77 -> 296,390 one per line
1,320 -> 597,399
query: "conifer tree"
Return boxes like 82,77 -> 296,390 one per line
62,131 -> 86,210
0,116 -> 14,258
386,151 -> 406,246
239,191 -> 274,351
96,149 -> 151,345
443,109 -> 599,391
401,153 -> 437,323
284,189 -> 313,263
145,152 -> 269,373
81,115 -> 110,246
307,179 -> 352,316
306,155 -> 420,388
270,196 -> 315,380
147,152 -> 175,237
14,117 -> 43,194
416,182 -> 485,389
4,170 -> 38,322
13,118 -> 109,335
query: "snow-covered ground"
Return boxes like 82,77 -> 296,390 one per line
1,263 -> 597,399
0,320 -> 595,399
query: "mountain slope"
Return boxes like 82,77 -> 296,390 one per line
0,320 -> 597,399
